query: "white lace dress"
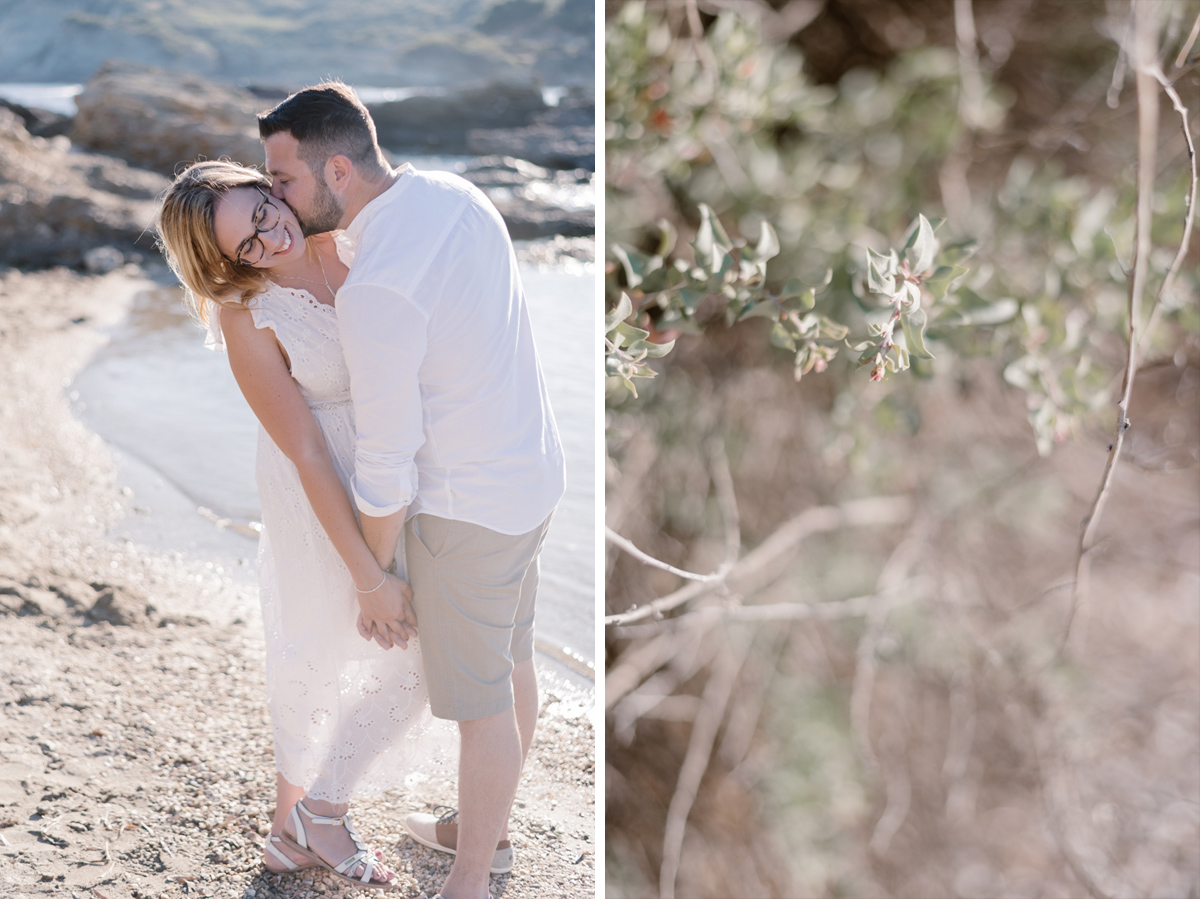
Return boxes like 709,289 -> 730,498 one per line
211,282 -> 455,803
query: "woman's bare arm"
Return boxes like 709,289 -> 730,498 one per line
218,304 -> 416,648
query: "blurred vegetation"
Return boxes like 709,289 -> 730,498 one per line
604,1 -> 1199,897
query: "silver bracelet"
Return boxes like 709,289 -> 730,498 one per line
356,572 -> 387,594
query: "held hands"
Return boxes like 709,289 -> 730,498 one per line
356,573 -> 418,650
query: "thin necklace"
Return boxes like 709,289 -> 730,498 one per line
275,247 -> 334,298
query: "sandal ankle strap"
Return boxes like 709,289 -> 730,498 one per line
295,799 -> 348,827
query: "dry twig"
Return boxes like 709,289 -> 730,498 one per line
607,622 -> 710,710
606,528 -> 731,582
868,732 -> 912,857
1174,10 -> 1200,69
1139,63 -> 1198,357
658,632 -> 753,899
718,630 -> 787,771
605,495 -> 912,626
1064,0 -> 1162,653
607,433 -> 743,584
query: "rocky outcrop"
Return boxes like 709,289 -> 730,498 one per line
0,107 -> 166,267
467,91 -> 593,170
461,156 -> 593,239
367,82 -> 547,156
0,99 -> 71,139
71,61 -> 265,176
0,62 -> 592,269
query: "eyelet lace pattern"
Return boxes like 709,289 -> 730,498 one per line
246,283 -> 456,802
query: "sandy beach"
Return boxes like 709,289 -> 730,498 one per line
0,265 -> 595,898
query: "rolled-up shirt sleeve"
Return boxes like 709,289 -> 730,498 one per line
336,282 -> 428,517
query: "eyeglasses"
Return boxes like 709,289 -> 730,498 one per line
233,186 -> 281,266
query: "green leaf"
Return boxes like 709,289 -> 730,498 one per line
923,264 -> 970,301
793,345 -> 812,380
779,277 -> 807,299
643,339 -> 676,358
605,293 -> 633,334
777,280 -> 816,312
655,219 -> 677,257
754,220 -> 780,261
900,308 -> 935,359
1003,356 -> 1036,390
739,299 -> 782,321
693,205 -> 733,276
954,298 -> 1019,326
905,214 -> 937,274
902,280 -> 921,311
657,308 -> 705,335
613,245 -> 661,289
953,286 -> 989,310
866,247 -> 896,295
614,320 -> 651,346
678,288 -> 707,315
816,315 -> 849,340
938,240 -> 978,266
769,322 -> 797,351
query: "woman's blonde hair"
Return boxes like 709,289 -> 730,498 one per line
156,160 -> 274,327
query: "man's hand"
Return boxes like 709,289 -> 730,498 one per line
356,573 -> 418,650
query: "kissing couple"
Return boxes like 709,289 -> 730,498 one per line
156,81 -> 565,898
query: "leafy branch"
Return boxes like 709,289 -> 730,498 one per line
605,208 -> 1014,398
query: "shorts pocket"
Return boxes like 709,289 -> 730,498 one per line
409,514 -> 450,560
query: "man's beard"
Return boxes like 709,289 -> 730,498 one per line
296,177 -> 344,236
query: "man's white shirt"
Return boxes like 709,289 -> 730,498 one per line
336,165 -> 565,536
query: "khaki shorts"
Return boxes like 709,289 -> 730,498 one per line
405,513 -> 553,721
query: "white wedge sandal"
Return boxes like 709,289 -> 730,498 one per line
277,800 -> 395,890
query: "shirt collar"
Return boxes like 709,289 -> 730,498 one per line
342,163 -> 412,249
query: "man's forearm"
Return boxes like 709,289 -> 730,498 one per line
360,508 -> 407,570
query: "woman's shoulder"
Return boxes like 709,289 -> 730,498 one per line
216,299 -> 258,337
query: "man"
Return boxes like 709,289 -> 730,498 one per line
257,82 -> 565,899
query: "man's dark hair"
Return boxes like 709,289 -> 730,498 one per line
258,81 -> 386,179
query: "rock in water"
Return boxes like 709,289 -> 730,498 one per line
72,60 -> 265,176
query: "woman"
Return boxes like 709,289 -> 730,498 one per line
156,160 -> 452,890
